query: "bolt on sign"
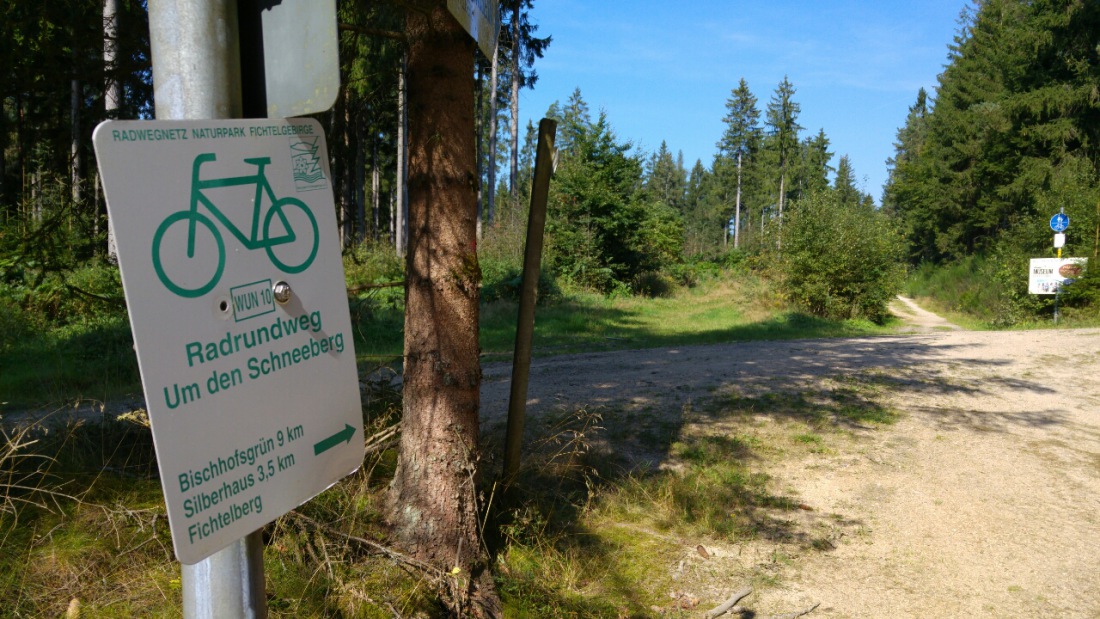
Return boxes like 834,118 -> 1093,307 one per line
93,119 -> 363,564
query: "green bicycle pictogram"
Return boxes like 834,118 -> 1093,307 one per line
152,153 -> 320,298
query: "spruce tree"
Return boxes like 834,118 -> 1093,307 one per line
765,76 -> 803,250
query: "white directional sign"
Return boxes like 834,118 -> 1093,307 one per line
93,119 -> 363,564
246,0 -> 340,118
447,0 -> 500,58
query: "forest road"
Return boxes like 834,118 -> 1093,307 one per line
480,300 -> 1100,618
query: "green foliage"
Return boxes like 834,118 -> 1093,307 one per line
479,214 -> 562,304
0,247 -> 139,406
906,256 -> 1014,323
909,250 -> 1098,327
1061,260 -> 1100,311
545,100 -> 684,293
885,0 -> 1100,269
343,240 -> 404,288
780,191 -> 906,323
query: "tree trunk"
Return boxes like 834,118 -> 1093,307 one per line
0,95 -> 6,214
734,152 -> 742,250
356,112 -> 367,242
104,0 -> 120,261
371,132 -> 380,242
341,88 -> 354,247
387,3 -> 499,615
487,41 -> 499,229
475,56 -> 484,241
777,170 -> 785,252
71,74 -> 82,208
395,52 -> 408,256
509,0 -> 520,206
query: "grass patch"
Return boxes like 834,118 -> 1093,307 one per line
0,314 -> 142,410
5,268 -> 898,412
481,274 -> 896,361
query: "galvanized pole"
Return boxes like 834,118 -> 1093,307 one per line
147,2 -> 266,616
503,118 -> 557,481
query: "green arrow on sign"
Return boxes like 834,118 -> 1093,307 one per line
313,423 -> 356,456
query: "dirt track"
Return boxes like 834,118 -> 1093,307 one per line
481,297 -> 1100,617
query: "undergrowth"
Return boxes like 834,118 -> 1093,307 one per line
907,254 -> 1100,328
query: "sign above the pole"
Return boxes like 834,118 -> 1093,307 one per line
93,118 -> 363,564
447,0 -> 500,58
239,0 -> 340,118
1050,212 -> 1069,232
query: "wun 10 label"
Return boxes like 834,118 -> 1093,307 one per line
230,279 -> 275,322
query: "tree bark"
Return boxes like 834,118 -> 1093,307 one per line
71,73 -> 82,207
104,0 -> 120,260
487,40 -> 499,229
387,3 -> 498,615
509,0 -> 520,205
371,131 -> 380,241
777,170 -> 785,252
341,87 -> 354,247
395,52 -> 408,256
357,112 -> 367,242
734,152 -> 742,250
0,95 -> 6,212
475,57 -> 483,241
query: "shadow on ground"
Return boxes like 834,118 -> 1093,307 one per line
480,329 -> 1074,615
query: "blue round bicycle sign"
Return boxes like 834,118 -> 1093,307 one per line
1050,213 -> 1069,232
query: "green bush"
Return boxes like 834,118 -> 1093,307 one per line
478,214 -> 562,304
907,255 -> 1013,321
343,240 -> 405,310
482,265 -> 562,305
0,297 -> 34,354
343,240 -> 405,286
1053,257 -> 1099,316
630,271 -> 675,298
780,192 -> 906,323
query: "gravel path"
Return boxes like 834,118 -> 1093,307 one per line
481,302 -> 1100,617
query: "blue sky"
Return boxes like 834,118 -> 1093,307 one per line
518,0 -> 968,203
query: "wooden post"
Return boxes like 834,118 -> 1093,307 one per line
503,118 -> 556,481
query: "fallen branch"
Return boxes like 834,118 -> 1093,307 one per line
705,587 -> 753,618
287,511 -> 441,578
64,284 -> 125,307
347,281 -> 405,296
768,602 -> 820,619
364,424 -> 399,457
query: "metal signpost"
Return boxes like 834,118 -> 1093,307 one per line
1031,208 -> 1088,322
1051,210 -> 1070,259
93,1 -> 351,616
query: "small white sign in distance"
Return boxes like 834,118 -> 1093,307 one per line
1028,257 -> 1088,295
93,119 -> 363,564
